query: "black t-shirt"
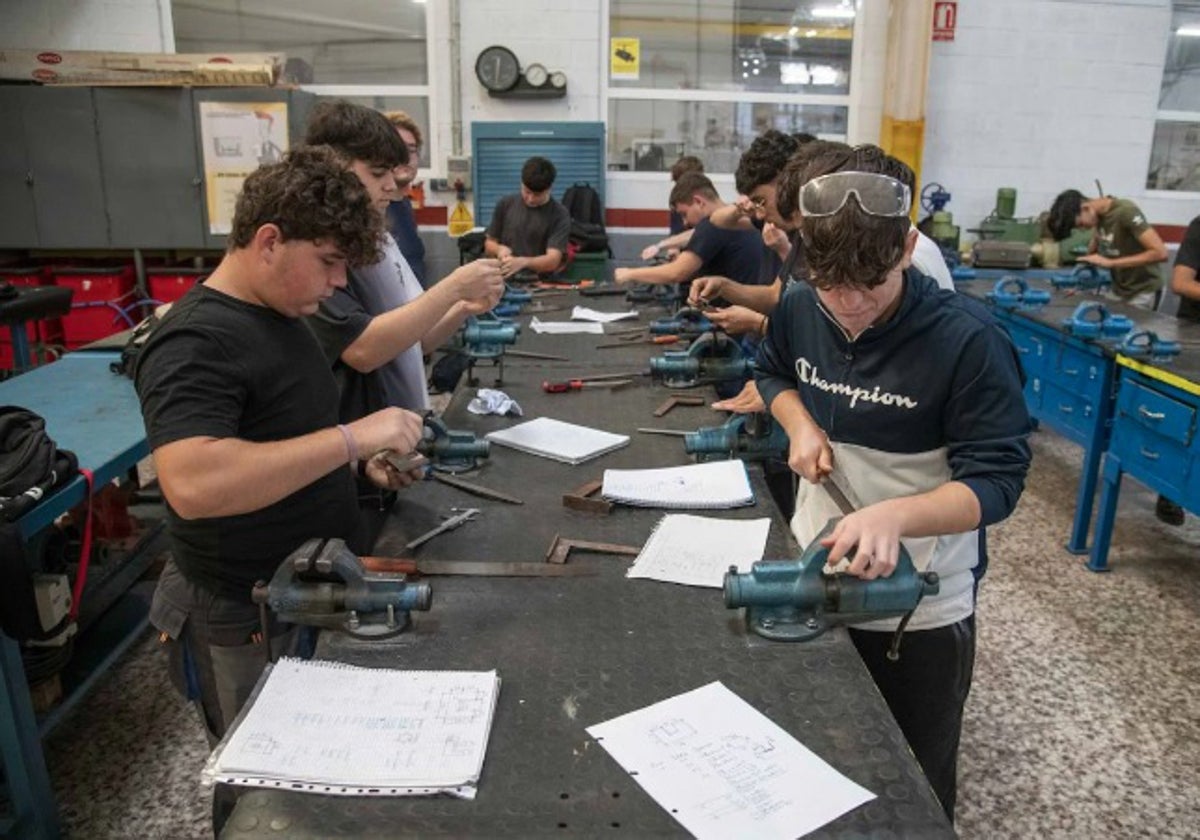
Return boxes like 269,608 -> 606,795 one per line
780,233 -> 807,287
135,285 -> 363,599
684,218 -> 764,286
485,194 -> 571,259
1175,216 -> 1200,321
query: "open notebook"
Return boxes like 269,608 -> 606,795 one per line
203,659 -> 500,798
602,460 -> 755,509
485,417 -> 629,465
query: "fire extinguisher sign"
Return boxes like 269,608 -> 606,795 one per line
933,1 -> 957,42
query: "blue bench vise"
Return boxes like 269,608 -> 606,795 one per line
723,519 -> 939,658
1117,330 -> 1182,363
418,414 -> 490,473
684,413 -> 788,462
986,276 -> 1051,311
649,307 -> 714,337
1061,301 -> 1135,340
950,265 -> 977,283
252,537 -> 432,641
460,314 -> 520,384
491,284 -> 534,318
650,332 -> 754,389
625,283 -> 681,307
1050,264 -> 1112,292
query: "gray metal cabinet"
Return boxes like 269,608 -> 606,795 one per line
95,88 -> 205,249
0,87 -> 39,249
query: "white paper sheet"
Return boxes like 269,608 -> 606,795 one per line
485,417 -> 629,464
587,682 -> 875,839
529,316 -> 605,335
571,306 -> 640,323
626,514 -> 770,587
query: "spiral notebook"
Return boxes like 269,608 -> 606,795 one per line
601,460 -> 755,509
202,659 -> 500,798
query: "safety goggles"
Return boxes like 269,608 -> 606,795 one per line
797,172 -> 911,218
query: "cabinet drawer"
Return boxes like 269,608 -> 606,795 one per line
1053,343 -> 1108,403
1003,323 -> 1047,376
1116,379 -> 1196,446
1110,420 -> 1193,498
1043,382 -> 1100,439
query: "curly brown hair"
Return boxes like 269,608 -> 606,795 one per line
227,146 -> 383,267
792,144 -> 912,290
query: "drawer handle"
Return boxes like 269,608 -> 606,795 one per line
1063,367 -> 1080,375
1139,447 -> 1161,461
1137,406 -> 1165,421
1018,347 -> 1030,355
1058,404 -> 1074,414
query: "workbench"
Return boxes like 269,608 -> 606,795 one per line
223,292 -> 954,839
956,274 -> 1200,569
0,350 -> 157,840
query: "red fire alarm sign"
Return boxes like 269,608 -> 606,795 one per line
933,1 -> 957,42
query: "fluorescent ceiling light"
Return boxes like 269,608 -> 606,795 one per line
1178,25 -> 1200,36
811,6 -> 856,19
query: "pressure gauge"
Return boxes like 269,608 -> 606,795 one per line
549,70 -> 567,89
524,63 -> 549,88
475,45 -> 520,92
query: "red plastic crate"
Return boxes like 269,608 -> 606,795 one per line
0,267 -> 62,370
52,266 -> 139,349
147,268 -> 207,304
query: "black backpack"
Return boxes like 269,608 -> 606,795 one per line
561,182 -> 610,255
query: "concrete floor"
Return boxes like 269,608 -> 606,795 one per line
40,427 -> 1200,839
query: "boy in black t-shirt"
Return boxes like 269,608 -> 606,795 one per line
135,147 -> 427,748
484,156 -> 571,278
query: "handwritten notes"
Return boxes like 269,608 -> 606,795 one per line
602,460 -> 754,509
626,514 -> 770,587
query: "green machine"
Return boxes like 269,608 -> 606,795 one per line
973,187 -> 1091,267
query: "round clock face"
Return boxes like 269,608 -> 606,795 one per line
524,63 -> 548,88
475,46 -> 520,92
549,70 -> 567,89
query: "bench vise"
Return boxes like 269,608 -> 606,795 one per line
650,332 -> 754,389
1062,301 -> 1134,340
460,314 -> 520,384
418,414 -> 490,473
625,283 -> 681,307
252,538 -> 432,641
1117,330 -> 1182,363
723,520 -> 939,658
685,413 -> 788,462
986,276 -> 1051,311
649,307 -> 714,337
492,284 -> 534,318
1050,264 -> 1112,292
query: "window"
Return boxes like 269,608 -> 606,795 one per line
605,0 -> 855,173
1148,2 -> 1200,190
173,0 -> 434,170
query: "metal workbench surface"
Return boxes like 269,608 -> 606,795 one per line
222,292 -> 953,839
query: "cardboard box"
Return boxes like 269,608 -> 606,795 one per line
0,49 -> 283,86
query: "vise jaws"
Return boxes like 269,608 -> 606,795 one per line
459,314 -> 520,384
418,414 -> 490,473
986,276 -> 1051,311
1117,330 -> 1182,364
649,307 -> 714,337
1050,264 -> 1112,293
1062,301 -> 1135,340
650,332 -> 754,389
723,520 -> 939,658
685,413 -> 788,463
492,284 -> 534,318
252,538 -> 432,641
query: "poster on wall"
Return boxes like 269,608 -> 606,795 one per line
611,37 -> 640,81
198,101 -> 288,235
933,1 -> 957,42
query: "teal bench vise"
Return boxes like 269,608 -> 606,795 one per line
460,314 -> 520,384
418,414 -> 490,473
1062,302 -> 1134,340
649,307 -> 714,337
1050,264 -> 1112,292
685,412 -> 788,462
986,276 -> 1051,311
252,537 -> 432,642
650,332 -> 754,389
1117,330 -> 1182,363
723,519 -> 939,659
625,283 -> 681,306
492,284 -> 533,318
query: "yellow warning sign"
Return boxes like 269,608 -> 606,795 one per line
610,37 -> 640,81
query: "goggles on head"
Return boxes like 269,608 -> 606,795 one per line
798,172 -> 911,219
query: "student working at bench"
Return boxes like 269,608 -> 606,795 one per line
484,155 -> 572,279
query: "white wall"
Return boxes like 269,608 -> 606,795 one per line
4,0 -> 1197,232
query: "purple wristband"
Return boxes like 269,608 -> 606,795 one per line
335,424 -> 359,465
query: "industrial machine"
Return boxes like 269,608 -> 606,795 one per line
252,538 -> 432,641
917,182 -> 961,258
418,414 -> 490,474
723,518 -> 940,658
650,332 -> 754,389
683,413 -> 788,462
971,187 -> 1091,268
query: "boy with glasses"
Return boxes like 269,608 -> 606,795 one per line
755,144 -> 1032,822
